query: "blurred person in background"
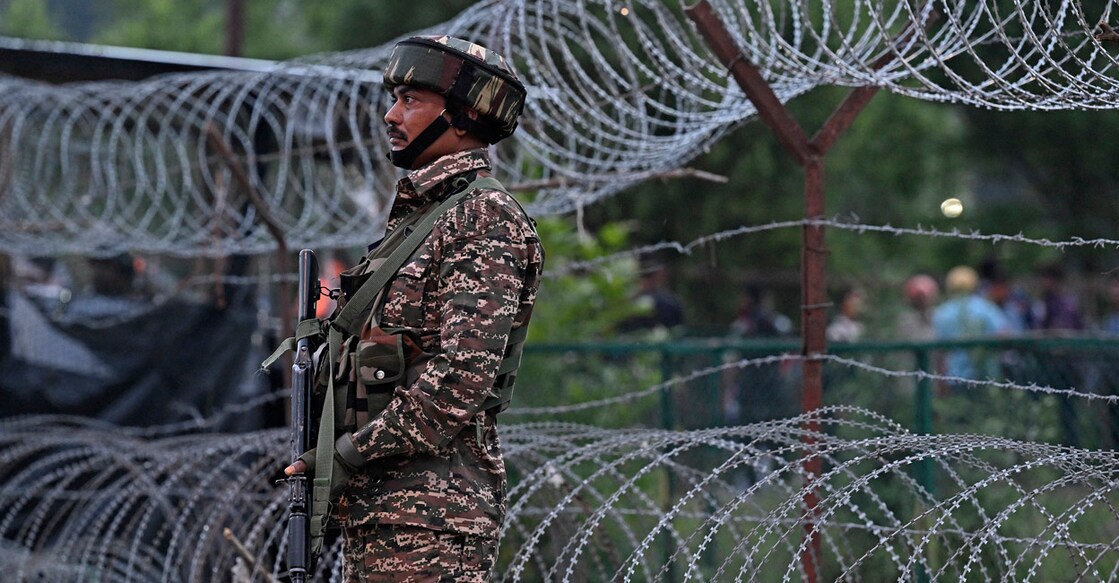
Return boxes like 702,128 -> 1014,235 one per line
826,286 -> 865,343
722,284 -> 793,425
1032,262 -> 1085,334
1100,276 -> 1119,448
1101,276 -> 1119,334
896,274 -> 939,341
618,261 -> 685,334
932,265 -> 1011,383
729,284 -> 791,338
1031,261 -> 1086,447
980,258 -> 1032,333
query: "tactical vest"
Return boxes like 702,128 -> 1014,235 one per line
324,178 -> 528,432
265,174 -> 528,417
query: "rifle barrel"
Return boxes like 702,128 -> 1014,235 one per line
287,249 -> 318,579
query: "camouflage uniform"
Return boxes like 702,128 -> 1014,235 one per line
341,524 -> 496,582
336,147 -> 543,579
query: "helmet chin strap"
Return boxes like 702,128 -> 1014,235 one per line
388,110 -> 451,169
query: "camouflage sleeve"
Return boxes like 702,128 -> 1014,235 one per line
349,189 -> 529,460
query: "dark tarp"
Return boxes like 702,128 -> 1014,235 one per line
0,290 -> 279,431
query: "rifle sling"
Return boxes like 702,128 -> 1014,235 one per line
309,175 -> 512,555
260,318 -> 324,371
331,176 -> 504,337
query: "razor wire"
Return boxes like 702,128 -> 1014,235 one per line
5,0 -> 1119,257
505,346 -> 1119,418
544,216 -> 1119,278
5,312 -> 1119,580
11,211 -> 1117,332
3,406 -> 1119,581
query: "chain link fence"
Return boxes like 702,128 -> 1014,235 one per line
516,336 -> 1119,450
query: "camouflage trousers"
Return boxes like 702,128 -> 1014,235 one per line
341,523 -> 498,582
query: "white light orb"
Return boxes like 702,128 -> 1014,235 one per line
941,197 -> 964,218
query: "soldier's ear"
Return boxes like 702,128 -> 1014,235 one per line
453,108 -> 480,137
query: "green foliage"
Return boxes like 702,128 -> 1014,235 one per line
1,0 -> 64,39
526,217 -> 647,342
299,1 -> 477,52
85,0 -> 321,59
962,107 -> 1119,274
515,216 -> 669,428
584,89 -> 971,332
91,0 -> 224,53
242,0 -> 322,59
822,93 -> 968,271
16,0 -> 473,59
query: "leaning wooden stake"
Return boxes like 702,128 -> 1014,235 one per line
223,527 -> 278,583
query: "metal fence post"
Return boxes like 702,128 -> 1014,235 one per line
914,346 -> 934,583
915,347 -> 934,491
660,345 -> 678,581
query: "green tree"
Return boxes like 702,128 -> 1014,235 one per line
1,0 -> 64,39
962,107 -> 1119,274
514,216 -> 667,428
300,1 -> 477,52
91,0 -> 225,53
584,89 -> 970,333
527,217 -> 647,342
67,0 -> 474,60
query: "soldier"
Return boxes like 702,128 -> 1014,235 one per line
284,35 -> 543,581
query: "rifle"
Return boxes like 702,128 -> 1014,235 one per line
287,249 -> 318,583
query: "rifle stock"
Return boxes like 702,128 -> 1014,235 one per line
287,249 -> 318,583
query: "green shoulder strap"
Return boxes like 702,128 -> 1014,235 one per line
259,177 -> 504,371
307,174 -> 505,555
331,175 -> 505,338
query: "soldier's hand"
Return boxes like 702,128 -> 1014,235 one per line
283,458 -> 308,477
284,445 -> 320,476
284,448 -> 317,476
282,436 -> 365,496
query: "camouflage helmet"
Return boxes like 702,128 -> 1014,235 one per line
383,35 -> 526,143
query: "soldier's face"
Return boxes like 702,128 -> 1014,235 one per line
384,86 -> 454,168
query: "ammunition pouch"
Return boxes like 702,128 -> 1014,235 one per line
318,326 -> 428,432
